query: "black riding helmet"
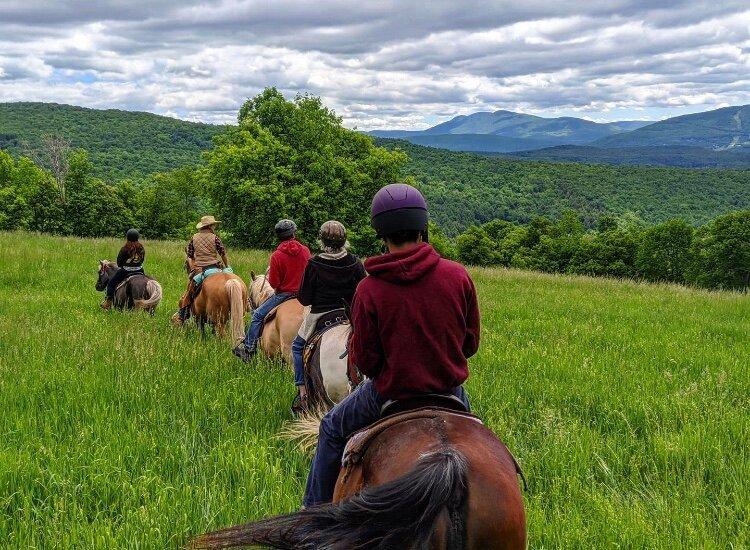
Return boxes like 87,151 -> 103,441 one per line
126,228 -> 140,242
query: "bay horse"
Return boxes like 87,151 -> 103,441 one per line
191,409 -> 526,549
249,272 -> 303,365
95,260 -> 162,313
192,272 -> 248,348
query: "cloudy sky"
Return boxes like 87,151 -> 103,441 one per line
1,1 -> 749,129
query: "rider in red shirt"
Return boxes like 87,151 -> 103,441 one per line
234,219 -> 311,361
303,184 -> 479,507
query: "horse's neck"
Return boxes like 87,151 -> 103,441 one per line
253,276 -> 274,304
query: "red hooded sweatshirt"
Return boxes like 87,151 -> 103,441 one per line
351,242 -> 480,400
268,239 -> 311,294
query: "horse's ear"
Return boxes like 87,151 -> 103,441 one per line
250,271 -> 256,281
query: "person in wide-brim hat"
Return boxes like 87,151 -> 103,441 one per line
196,215 -> 220,230
172,215 -> 230,326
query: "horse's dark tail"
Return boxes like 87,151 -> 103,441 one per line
190,448 -> 469,549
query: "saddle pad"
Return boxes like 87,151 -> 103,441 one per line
342,407 -> 482,468
193,266 -> 233,286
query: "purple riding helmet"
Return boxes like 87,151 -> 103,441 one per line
370,183 -> 429,241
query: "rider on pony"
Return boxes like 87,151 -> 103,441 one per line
101,228 -> 145,310
233,219 -> 311,361
172,215 -> 230,325
302,183 -> 480,507
291,220 -> 367,413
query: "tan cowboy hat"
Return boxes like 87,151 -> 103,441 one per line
196,215 -> 220,229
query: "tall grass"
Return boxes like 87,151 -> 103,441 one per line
0,232 -> 747,548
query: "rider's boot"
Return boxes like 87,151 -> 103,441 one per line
232,344 -> 254,362
171,306 -> 190,326
291,385 -> 308,416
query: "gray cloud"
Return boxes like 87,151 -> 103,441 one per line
0,1 -> 748,129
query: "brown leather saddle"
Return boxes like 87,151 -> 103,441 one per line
340,399 -> 527,490
341,406 -> 482,480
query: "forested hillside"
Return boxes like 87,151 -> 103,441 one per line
376,139 -> 750,234
502,145 -> 750,168
594,105 -> 750,149
0,103 -> 227,180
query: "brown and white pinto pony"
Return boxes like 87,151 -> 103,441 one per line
192,272 -> 248,348
95,260 -> 162,313
249,272 -> 303,365
191,411 -> 526,549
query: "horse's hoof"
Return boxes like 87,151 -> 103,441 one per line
232,345 -> 253,363
170,313 -> 185,327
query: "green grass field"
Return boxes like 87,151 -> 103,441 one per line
1,232 -> 748,548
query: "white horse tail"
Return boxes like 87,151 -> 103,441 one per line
226,278 -> 245,347
134,279 -> 163,312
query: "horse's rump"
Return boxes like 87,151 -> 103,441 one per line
193,411 -> 526,549
193,274 -> 248,345
303,321 -> 352,410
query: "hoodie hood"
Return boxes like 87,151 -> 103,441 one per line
364,242 -> 440,284
276,238 -> 307,257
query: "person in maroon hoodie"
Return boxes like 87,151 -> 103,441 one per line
302,183 -> 479,507
234,219 -> 311,361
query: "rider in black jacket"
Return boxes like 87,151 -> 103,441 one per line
292,221 -> 367,413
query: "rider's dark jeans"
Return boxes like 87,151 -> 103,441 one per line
292,335 -> 306,386
242,292 -> 293,351
303,379 -> 470,507
106,267 -> 143,299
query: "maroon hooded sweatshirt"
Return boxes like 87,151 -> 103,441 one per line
268,239 -> 311,293
351,242 -> 480,400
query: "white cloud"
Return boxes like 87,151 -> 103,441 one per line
0,1 -> 748,129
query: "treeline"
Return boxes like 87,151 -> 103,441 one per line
0,89 -> 405,256
0,148 -> 206,240
442,211 -> 750,291
1,90 -> 748,291
378,139 -> 750,235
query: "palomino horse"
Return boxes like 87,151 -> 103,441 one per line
95,260 -> 162,313
192,272 -> 248,348
192,409 -> 526,548
249,272 -> 303,364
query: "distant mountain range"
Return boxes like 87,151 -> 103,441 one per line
370,105 -> 750,167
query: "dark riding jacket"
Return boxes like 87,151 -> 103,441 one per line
298,253 -> 367,313
117,243 -> 145,272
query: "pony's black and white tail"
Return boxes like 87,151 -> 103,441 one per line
134,280 -> 162,312
191,448 -> 469,549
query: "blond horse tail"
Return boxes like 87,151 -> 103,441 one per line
277,409 -> 327,455
226,278 -> 245,347
134,279 -> 163,311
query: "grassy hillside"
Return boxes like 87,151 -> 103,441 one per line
378,139 -> 750,234
0,102 -> 227,180
1,232 -> 748,547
